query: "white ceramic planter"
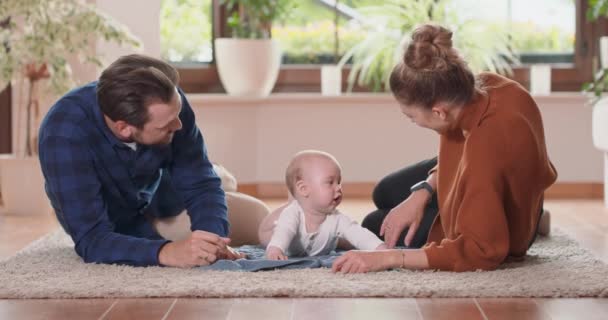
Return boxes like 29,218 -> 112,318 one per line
592,97 -> 608,208
214,38 -> 282,97
0,156 -> 52,215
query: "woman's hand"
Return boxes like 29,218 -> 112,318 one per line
331,250 -> 396,274
380,189 -> 432,248
332,249 -> 429,273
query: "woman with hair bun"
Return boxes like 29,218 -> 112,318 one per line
332,24 -> 557,273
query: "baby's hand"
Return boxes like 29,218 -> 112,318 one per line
266,246 -> 288,260
375,243 -> 388,250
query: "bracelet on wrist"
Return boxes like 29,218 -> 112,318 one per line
410,180 -> 434,196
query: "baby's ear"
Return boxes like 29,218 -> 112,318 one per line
295,180 -> 309,197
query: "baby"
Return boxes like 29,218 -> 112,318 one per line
258,150 -> 387,260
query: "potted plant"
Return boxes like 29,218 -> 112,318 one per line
0,0 -> 139,215
215,0 -> 295,96
583,0 -> 608,102
584,0 -> 608,206
337,0 -> 518,92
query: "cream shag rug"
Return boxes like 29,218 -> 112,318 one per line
1,230 -> 607,299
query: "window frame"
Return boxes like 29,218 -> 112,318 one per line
0,84 -> 11,153
0,17 -> 10,153
176,0 -> 608,93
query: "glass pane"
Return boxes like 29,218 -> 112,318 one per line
272,0 -> 369,64
160,0 -> 213,63
451,0 -> 575,62
274,0 -> 575,65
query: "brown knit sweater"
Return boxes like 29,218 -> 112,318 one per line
423,73 -> 557,272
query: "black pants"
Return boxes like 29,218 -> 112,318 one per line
362,157 -> 545,249
362,157 -> 439,248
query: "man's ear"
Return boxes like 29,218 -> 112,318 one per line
295,180 -> 309,198
114,120 -> 134,140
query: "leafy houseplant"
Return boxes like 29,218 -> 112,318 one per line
338,0 -> 518,92
0,0 -> 139,215
214,0 -> 295,96
222,0 -> 296,39
583,0 -> 608,102
586,1 -> 608,208
0,0 -> 140,157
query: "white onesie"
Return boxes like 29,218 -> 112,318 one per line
267,201 -> 384,257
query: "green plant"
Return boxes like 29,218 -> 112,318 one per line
0,0 -> 140,156
587,0 -> 608,20
583,0 -> 608,103
509,22 -> 574,53
221,0 -> 297,39
273,21 -> 366,62
337,0 -> 518,92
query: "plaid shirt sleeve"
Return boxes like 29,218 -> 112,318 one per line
169,91 -> 229,236
39,135 -> 169,266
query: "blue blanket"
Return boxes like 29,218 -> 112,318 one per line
198,245 -> 342,272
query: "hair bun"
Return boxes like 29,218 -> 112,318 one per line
404,24 -> 455,72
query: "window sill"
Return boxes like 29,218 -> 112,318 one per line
178,64 -> 592,93
187,92 -> 589,108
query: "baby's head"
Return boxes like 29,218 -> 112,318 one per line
285,150 -> 343,213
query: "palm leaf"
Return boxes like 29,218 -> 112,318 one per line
340,0 -> 517,92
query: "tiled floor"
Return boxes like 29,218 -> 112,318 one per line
0,199 -> 607,319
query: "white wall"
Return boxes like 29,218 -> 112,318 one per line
190,93 -> 604,184
95,0 -> 161,65
539,97 -> 602,182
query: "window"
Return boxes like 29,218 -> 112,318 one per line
0,84 -> 10,153
171,0 -> 601,93
451,0 -> 576,64
160,0 -> 213,64
273,0 -> 576,65
273,0 -> 370,64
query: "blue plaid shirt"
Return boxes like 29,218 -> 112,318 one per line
38,82 -> 228,266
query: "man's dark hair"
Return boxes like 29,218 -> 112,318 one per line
96,54 -> 180,128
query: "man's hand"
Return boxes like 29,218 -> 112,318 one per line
380,189 -> 432,248
218,238 -> 247,260
266,246 -> 288,260
158,230 -> 241,268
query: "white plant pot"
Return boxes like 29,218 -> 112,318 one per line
592,97 -> 608,208
600,36 -> 608,69
214,38 -> 282,97
0,156 -> 52,215
593,98 -> 608,151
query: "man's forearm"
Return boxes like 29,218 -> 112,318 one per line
76,228 -> 169,266
178,172 -> 228,235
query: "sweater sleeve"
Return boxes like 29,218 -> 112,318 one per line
423,128 -> 510,271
